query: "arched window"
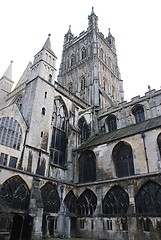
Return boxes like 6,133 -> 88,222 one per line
77,189 -> 97,216
0,117 -> 22,150
70,54 -> 75,66
41,182 -> 60,213
132,104 -> 145,123
157,133 -> 161,158
78,150 -> 96,183
50,98 -> 68,166
102,186 -> 129,215
135,181 -> 161,215
106,115 -> 117,132
81,47 -> 87,59
0,176 -> 30,211
42,107 -> 46,115
80,76 -> 85,91
78,116 -> 90,143
64,190 -> 77,215
113,141 -> 134,177
48,74 -> 52,83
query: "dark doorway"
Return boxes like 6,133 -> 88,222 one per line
10,215 -> 33,240
10,215 -> 23,240
21,215 -> 33,240
70,217 -> 77,236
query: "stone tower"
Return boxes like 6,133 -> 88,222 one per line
21,34 -> 57,174
57,7 -> 124,109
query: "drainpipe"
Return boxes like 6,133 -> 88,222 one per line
141,132 -> 149,173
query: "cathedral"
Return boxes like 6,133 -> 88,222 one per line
1,7 -> 161,240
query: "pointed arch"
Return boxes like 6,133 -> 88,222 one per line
106,114 -> 117,132
0,175 -> 30,211
81,47 -> 87,60
50,96 -> 68,166
78,116 -> 90,143
64,190 -> 77,215
135,180 -> 161,214
132,104 -> 145,123
41,182 -> 60,213
78,150 -> 96,183
102,185 -> 129,215
113,141 -> 134,177
77,189 -> 97,216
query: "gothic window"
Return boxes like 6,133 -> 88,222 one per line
0,117 -> 22,150
157,133 -> 161,158
70,54 -> 75,66
50,98 -> 68,166
132,104 -> 145,123
78,150 -> 96,183
64,190 -> 77,215
135,181 -> 161,215
80,76 -> 85,91
106,115 -> 117,132
81,47 -> 87,59
41,182 -> 60,213
77,189 -> 97,216
48,74 -> 52,83
78,116 -> 90,143
102,186 -> 129,215
0,176 -> 30,211
112,141 -> 134,177
8,156 -> 17,168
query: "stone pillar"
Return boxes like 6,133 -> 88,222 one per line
57,185 -> 71,238
127,180 -> 137,240
29,177 -> 43,240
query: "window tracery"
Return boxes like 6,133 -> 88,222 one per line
132,104 -> 145,123
135,181 -> 161,215
78,150 -> 96,183
0,117 -> 22,150
106,114 -> 117,132
77,189 -> 97,216
113,141 -> 134,177
102,186 -> 129,215
41,182 -> 60,213
50,98 -> 68,166
78,116 -> 90,143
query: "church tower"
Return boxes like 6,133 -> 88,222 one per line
21,34 -> 57,174
57,7 -> 124,109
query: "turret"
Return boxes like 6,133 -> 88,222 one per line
0,61 -> 14,102
88,7 -> 98,32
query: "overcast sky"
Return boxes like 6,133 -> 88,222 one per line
0,0 -> 161,101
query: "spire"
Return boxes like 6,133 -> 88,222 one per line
68,25 -> 72,34
43,34 -> 52,50
88,7 -> 98,31
2,61 -> 13,80
64,25 -> 74,44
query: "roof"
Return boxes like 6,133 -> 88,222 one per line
77,115 -> 161,151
